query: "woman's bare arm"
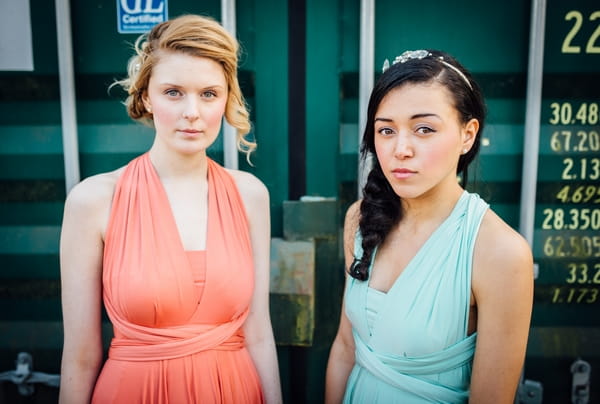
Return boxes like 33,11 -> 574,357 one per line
325,201 -> 361,404
469,211 -> 534,403
59,175 -> 114,403
234,171 -> 283,404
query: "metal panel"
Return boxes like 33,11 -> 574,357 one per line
221,0 -> 239,170
305,0 -> 340,197
55,0 -> 80,192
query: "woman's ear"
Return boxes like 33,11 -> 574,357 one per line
461,118 -> 479,153
142,94 -> 152,113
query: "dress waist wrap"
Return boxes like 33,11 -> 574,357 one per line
353,330 -> 475,401
108,310 -> 248,361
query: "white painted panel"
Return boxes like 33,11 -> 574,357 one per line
0,0 -> 34,71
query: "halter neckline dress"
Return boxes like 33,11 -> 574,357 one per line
92,153 -> 264,403
343,191 -> 488,403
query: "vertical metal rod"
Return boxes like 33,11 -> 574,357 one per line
55,0 -> 80,193
221,0 -> 239,170
357,0 -> 375,197
515,1 -> 546,402
519,0 -> 546,245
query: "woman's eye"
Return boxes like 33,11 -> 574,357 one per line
377,127 -> 394,136
202,91 -> 217,98
165,89 -> 180,97
416,126 -> 435,135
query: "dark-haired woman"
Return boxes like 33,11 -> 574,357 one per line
325,50 -> 533,403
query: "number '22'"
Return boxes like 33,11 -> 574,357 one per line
562,10 -> 600,54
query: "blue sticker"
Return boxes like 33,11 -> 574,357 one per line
117,0 -> 168,34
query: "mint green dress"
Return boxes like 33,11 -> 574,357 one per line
343,191 -> 488,403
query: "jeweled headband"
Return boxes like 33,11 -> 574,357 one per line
382,50 -> 473,91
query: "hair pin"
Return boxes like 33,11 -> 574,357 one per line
382,49 -> 472,90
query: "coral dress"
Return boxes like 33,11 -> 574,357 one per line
343,191 -> 488,403
92,153 -> 264,403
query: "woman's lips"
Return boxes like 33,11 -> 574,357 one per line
178,129 -> 202,138
392,168 -> 416,179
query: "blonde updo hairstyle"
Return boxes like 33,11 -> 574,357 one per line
115,14 -> 255,155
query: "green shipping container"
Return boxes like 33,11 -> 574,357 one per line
0,0 -> 598,402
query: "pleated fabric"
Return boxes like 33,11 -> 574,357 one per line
92,153 -> 264,403
343,191 -> 488,403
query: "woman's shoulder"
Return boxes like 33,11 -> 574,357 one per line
344,200 -> 361,234
475,209 -> 533,280
343,200 -> 362,252
471,206 -> 534,333
64,168 -> 124,218
225,168 -> 269,208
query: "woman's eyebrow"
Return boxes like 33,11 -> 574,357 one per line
411,113 -> 440,120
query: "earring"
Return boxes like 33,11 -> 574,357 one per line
462,148 -> 468,154
146,105 -> 152,113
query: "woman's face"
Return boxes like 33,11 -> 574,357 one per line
373,81 -> 478,200
143,51 -> 228,155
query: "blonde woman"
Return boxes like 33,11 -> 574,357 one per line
59,15 -> 281,403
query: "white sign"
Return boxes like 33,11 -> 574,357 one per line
117,0 -> 168,34
0,0 -> 34,71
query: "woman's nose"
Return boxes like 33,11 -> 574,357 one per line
182,98 -> 200,121
393,135 -> 413,159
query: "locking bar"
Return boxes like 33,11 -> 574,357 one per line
0,352 -> 60,396
571,358 -> 591,404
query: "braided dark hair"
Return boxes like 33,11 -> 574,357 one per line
349,50 -> 486,280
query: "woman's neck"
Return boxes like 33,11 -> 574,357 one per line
148,146 -> 208,181
400,183 -> 464,230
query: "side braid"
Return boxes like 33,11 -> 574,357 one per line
349,163 -> 401,280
